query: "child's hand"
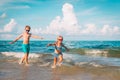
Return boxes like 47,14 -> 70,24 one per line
47,44 -> 52,47
9,42 -> 14,44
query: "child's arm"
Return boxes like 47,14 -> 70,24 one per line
31,35 -> 44,40
9,34 -> 23,44
62,43 -> 69,51
47,43 -> 56,47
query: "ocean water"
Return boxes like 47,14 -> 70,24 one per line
0,40 -> 120,68
1,40 -> 120,80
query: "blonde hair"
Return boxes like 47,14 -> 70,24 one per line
57,35 -> 63,40
25,25 -> 31,29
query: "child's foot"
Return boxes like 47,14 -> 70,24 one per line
51,65 -> 56,68
25,64 -> 31,66
19,61 -> 23,64
57,63 -> 62,67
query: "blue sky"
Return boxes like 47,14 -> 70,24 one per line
0,0 -> 120,40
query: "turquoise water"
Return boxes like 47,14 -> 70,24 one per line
0,40 -> 120,67
0,41 -> 120,52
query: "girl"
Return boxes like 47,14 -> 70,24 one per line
47,36 -> 69,68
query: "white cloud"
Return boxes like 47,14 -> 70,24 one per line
0,18 -> 17,39
101,25 -> 120,35
41,16 -> 62,35
113,26 -> 120,34
81,24 -> 97,34
31,28 -> 42,34
39,3 -> 80,35
4,19 -> 17,32
31,3 -> 120,39
101,25 -> 110,35
0,13 -> 7,18
0,34 -> 13,39
62,3 -> 78,25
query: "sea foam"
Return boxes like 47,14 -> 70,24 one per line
85,49 -> 108,57
1,52 -> 42,58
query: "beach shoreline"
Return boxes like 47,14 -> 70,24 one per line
0,61 -> 120,80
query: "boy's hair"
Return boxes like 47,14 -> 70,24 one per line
59,35 -> 63,39
57,35 -> 63,40
25,25 -> 31,29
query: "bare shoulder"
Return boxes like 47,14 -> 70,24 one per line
22,32 -> 25,35
19,33 -> 23,36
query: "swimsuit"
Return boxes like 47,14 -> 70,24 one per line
22,44 -> 30,53
52,45 -> 62,57
55,45 -> 62,51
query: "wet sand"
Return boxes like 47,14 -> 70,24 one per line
0,61 -> 120,80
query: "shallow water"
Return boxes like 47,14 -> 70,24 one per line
0,61 -> 120,80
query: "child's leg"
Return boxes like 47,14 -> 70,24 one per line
19,55 -> 26,64
22,44 -> 30,65
58,55 -> 63,66
51,57 -> 57,68
25,53 -> 29,65
53,57 -> 57,66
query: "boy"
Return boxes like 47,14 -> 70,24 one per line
10,25 -> 43,66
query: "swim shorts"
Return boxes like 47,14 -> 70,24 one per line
52,52 -> 63,58
22,44 -> 30,53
